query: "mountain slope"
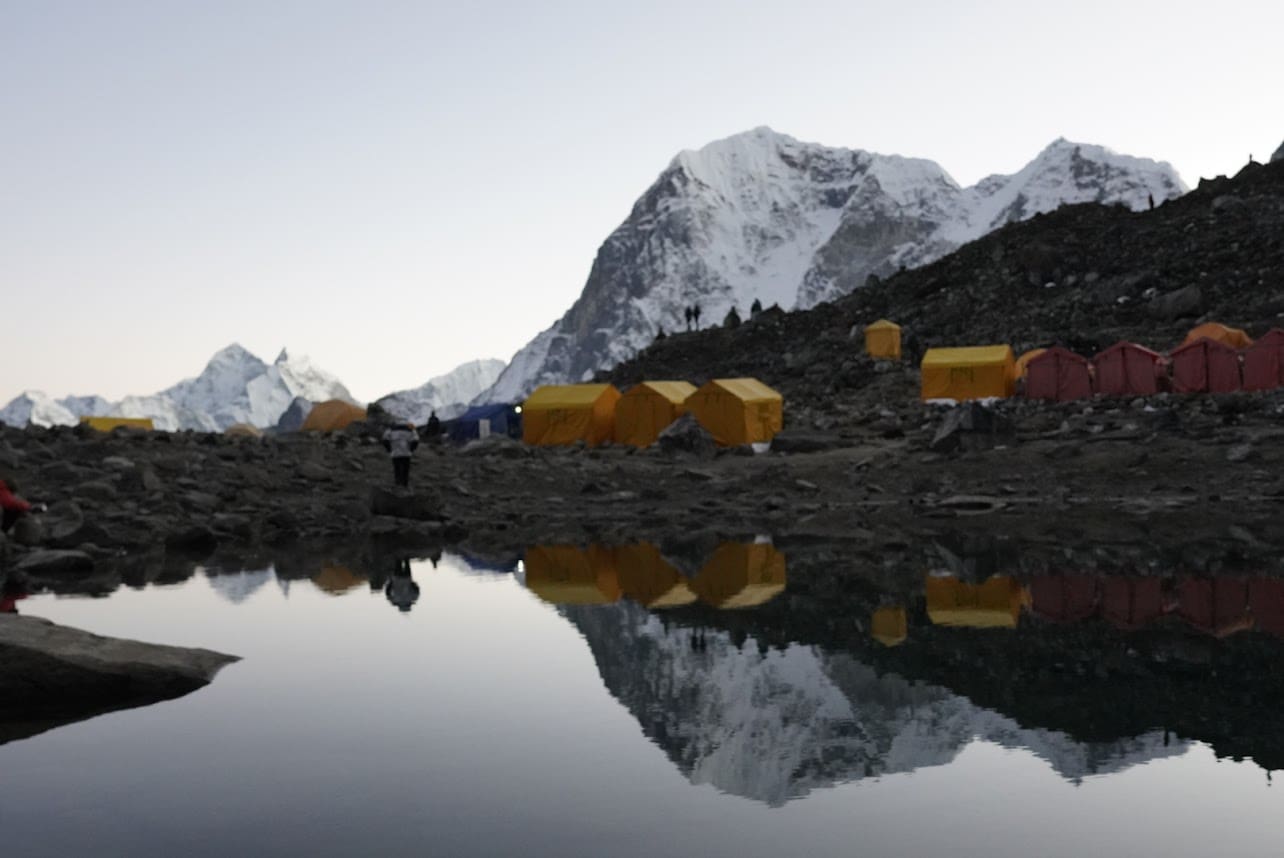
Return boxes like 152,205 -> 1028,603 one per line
483,128 -> 1185,402
0,392 -> 77,429
375,359 -> 505,423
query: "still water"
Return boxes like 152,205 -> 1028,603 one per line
4,542 -> 1284,857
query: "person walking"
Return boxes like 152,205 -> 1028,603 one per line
381,422 -> 419,488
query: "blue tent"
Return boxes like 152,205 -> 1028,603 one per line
447,403 -> 522,443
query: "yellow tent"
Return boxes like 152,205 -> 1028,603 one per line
864,319 -> 902,360
925,575 -> 1026,629
613,381 -> 697,447
224,423 -> 264,437
871,606 -> 908,646
1014,348 -> 1047,379
522,384 -> 621,447
692,542 -> 787,609
920,345 -> 1016,401
301,400 -> 366,432
524,545 -> 622,605
684,378 -> 783,446
615,543 -> 696,608
1183,322 -> 1253,350
312,565 -> 365,595
80,416 -> 154,432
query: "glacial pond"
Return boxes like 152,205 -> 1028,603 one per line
4,538 -> 1284,857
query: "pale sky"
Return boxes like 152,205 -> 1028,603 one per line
3,0 -> 1281,404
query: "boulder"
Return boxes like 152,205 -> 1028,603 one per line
931,402 -> 1014,453
11,515 -> 44,547
0,614 -> 238,745
370,486 -> 444,521
657,413 -> 717,458
1148,285 -> 1202,320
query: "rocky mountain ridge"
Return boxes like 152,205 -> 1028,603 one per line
483,128 -> 1185,403
374,359 -> 505,423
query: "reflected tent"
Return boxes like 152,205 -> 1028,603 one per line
616,543 -> 696,608
1177,577 -> 1254,638
1101,577 -> 1166,631
1030,575 -> 1099,623
312,565 -> 366,595
1249,579 -> 1284,638
925,575 -> 1025,629
691,543 -> 786,609
871,606 -> 908,646
524,545 -> 621,605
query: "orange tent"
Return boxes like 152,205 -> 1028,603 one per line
864,320 -> 902,360
524,545 -> 621,605
692,542 -> 787,609
684,378 -> 783,446
522,384 -> 621,447
615,543 -> 696,608
613,381 -> 697,447
301,400 -> 366,432
1183,322 -> 1253,350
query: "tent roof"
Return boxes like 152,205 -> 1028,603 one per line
1184,322 -> 1253,348
699,378 -> 782,403
921,345 -> 1014,368
864,319 -> 901,332
624,381 -> 698,404
1171,336 -> 1239,356
1094,341 -> 1162,360
1027,346 -> 1090,366
524,384 -> 619,409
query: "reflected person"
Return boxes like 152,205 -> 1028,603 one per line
385,558 -> 420,613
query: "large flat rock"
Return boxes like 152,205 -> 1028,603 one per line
0,614 -> 239,745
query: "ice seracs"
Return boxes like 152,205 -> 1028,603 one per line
481,127 -> 1187,403
0,391 -> 77,429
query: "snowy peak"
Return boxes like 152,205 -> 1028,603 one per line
0,391 -> 77,429
377,358 -> 505,422
482,129 -> 1188,403
0,344 -> 356,432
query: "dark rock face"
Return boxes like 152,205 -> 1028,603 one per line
0,614 -> 238,746
14,550 -> 94,575
276,397 -> 313,433
1148,285 -> 1202,320
1272,140 -> 1284,164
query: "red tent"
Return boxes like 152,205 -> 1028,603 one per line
1249,579 -> 1284,638
1177,577 -> 1253,637
1242,329 -> 1284,392
1030,575 -> 1099,623
1169,337 -> 1242,394
1093,342 -> 1163,396
1025,347 -> 1093,401
1101,577 -> 1165,631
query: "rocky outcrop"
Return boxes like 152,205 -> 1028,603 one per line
0,614 -> 238,745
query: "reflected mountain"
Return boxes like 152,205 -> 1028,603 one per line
204,566 -> 273,604
565,600 -> 1185,806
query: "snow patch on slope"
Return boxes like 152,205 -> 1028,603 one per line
377,358 -> 505,422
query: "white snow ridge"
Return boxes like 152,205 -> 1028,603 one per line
481,127 -> 1186,404
375,359 -> 505,423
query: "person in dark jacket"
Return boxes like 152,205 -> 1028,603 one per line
0,479 -> 32,533
381,423 -> 419,487
424,411 -> 441,441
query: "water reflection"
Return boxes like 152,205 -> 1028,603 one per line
523,541 -> 787,610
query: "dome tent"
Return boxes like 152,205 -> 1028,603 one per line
1242,329 -> 1284,391
1182,322 -> 1252,350
301,399 -> 366,432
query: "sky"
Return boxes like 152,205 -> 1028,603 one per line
3,0 -> 1282,404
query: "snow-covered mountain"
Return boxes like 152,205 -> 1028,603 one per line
482,128 -> 1187,402
567,601 -> 1187,805
0,391 -> 78,429
375,358 -> 505,421
0,345 -> 357,432
1272,140 -> 1284,163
